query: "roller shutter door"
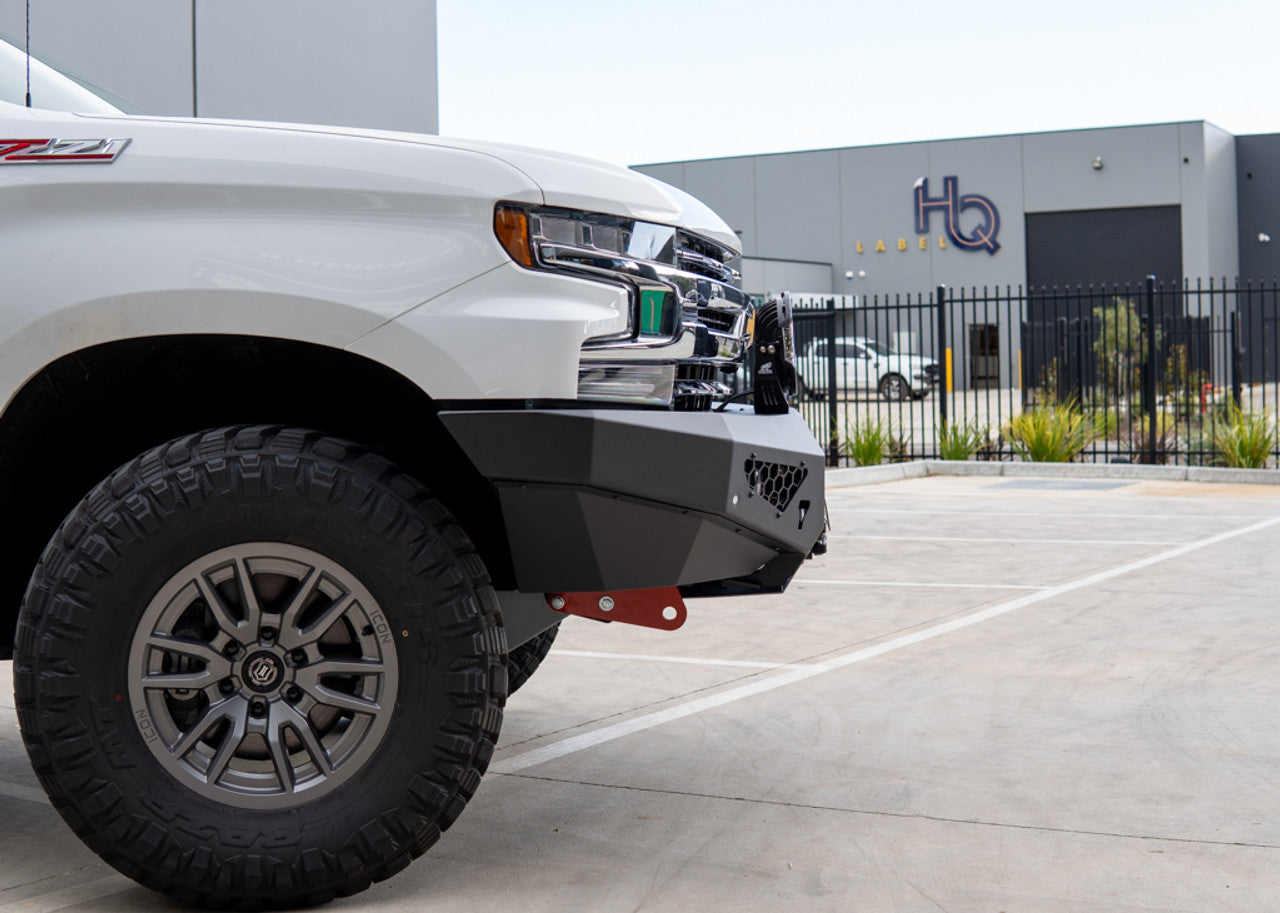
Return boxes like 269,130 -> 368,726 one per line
1025,205 -> 1182,289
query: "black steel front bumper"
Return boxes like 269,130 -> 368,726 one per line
440,407 -> 825,596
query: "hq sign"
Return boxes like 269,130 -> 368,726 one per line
854,175 -> 1001,256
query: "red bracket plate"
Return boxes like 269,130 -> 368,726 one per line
546,587 -> 687,631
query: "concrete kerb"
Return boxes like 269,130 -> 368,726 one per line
825,460 -> 1280,488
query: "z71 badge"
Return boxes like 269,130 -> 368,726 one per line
0,138 -> 130,163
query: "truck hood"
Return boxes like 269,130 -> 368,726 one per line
74,111 -> 741,254
421,136 -> 741,254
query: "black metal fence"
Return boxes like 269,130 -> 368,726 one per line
784,278 -> 1280,467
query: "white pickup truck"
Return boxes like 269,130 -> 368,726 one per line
0,40 -> 825,907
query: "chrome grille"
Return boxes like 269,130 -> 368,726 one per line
576,227 -> 751,412
677,231 -> 741,283
694,305 -> 741,334
515,203 -> 750,411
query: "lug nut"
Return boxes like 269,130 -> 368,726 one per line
259,626 -> 277,642
222,642 -> 240,658
290,649 -> 307,665
284,685 -> 303,703
219,678 -> 235,695
249,698 -> 268,718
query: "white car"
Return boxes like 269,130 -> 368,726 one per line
0,39 -> 826,908
802,336 -> 939,400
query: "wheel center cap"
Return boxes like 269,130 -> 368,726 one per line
243,652 -> 283,693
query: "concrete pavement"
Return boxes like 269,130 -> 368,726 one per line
1,473 -> 1278,911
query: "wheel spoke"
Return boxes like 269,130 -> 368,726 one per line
277,703 -> 333,776
145,634 -> 226,669
276,568 -> 322,645
204,710 -> 248,786
171,698 -> 244,760
294,659 -> 384,714
306,684 -> 380,716
141,668 -> 219,691
307,657 -> 384,678
265,711 -> 297,791
279,592 -> 354,650
194,574 -> 244,639
232,557 -> 263,636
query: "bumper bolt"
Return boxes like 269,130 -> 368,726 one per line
549,595 -> 566,610
598,596 -> 615,612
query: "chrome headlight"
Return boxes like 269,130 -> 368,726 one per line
494,203 -> 749,410
495,204 -> 682,344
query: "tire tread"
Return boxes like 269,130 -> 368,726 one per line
15,425 -> 505,909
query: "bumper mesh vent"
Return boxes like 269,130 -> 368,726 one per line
744,458 -> 808,512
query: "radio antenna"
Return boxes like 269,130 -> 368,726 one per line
24,0 -> 31,107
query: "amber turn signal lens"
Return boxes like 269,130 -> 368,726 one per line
494,205 -> 533,267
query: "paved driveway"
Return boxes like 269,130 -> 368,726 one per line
1,474 -> 1278,911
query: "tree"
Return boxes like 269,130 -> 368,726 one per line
1093,298 -> 1159,402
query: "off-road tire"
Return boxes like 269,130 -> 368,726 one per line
506,623 -> 560,695
14,426 -> 506,909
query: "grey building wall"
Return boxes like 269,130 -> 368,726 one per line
1200,123 -> 1240,282
0,0 -> 193,114
741,258 -> 833,296
0,0 -> 438,133
637,121 -> 1240,300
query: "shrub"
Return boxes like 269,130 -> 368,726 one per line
1089,406 -> 1122,439
937,420 -> 989,460
1212,407 -> 1275,469
1003,399 -> 1096,462
843,419 -> 890,467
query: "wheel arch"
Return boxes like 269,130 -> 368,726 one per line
0,334 -> 513,656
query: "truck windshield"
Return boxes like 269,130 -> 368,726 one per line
0,37 -> 127,114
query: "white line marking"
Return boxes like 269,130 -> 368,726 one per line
0,875 -> 132,913
552,650 -> 814,670
0,780 -> 50,806
491,515 -> 1280,775
798,579 -> 1050,591
830,534 -> 1182,546
831,507 -> 1272,521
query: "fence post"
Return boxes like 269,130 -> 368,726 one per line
1056,316 -> 1069,403
825,299 -> 840,466
1231,310 -> 1244,409
1144,275 -> 1158,463
936,285 -> 948,438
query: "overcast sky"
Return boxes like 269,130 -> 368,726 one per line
438,0 -> 1280,167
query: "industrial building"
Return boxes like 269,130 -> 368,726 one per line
635,122 -> 1280,300
0,0 -> 438,134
